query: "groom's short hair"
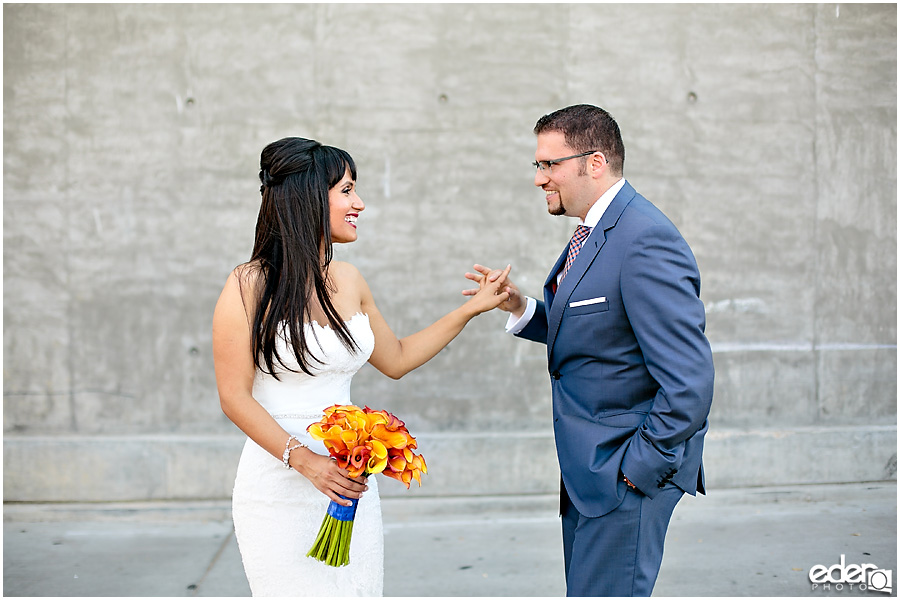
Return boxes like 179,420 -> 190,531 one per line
534,104 -> 625,176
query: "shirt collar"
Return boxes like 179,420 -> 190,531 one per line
581,178 -> 626,229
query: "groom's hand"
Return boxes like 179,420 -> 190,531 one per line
463,264 -> 525,318
461,264 -> 512,317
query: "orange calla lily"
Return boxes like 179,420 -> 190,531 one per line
387,454 -> 406,473
371,424 -> 413,449
332,448 -> 351,470
307,404 -> 427,488
348,445 -> 370,477
340,429 -> 360,446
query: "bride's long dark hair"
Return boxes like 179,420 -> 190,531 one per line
244,137 -> 359,378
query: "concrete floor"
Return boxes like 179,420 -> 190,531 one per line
3,482 -> 896,597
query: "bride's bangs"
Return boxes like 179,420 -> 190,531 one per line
323,147 -> 357,188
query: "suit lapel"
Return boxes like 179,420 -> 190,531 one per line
545,228 -> 605,358
542,245 -> 568,305
544,182 -> 637,358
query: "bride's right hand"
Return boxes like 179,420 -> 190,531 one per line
291,450 -> 368,506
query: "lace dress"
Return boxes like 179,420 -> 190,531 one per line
231,313 -> 383,596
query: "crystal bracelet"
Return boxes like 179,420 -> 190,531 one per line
282,435 -> 308,469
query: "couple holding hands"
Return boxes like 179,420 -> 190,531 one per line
212,104 -> 715,597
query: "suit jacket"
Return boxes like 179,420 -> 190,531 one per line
518,181 -> 714,518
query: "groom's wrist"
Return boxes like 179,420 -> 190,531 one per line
511,301 -> 526,319
505,297 -> 536,334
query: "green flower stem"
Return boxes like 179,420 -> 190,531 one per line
343,520 -> 354,565
307,492 -> 363,567
309,519 -> 327,557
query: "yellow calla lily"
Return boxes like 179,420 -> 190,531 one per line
363,440 -> 385,474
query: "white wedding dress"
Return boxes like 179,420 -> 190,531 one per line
232,313 -> 383,597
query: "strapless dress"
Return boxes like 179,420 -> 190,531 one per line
231,313 -> 382,596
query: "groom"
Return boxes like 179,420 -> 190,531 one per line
467,104 -> 715,596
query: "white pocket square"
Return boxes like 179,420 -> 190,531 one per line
569,296 -> 607,308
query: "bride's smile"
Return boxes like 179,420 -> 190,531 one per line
329,169 -> 365,244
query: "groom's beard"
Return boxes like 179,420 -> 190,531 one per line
549,199 -> 566,216
547,190 -> 567,216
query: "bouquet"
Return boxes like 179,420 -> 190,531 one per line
306,404 -> 427,567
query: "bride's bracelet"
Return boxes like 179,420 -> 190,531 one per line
282,435 -> 308,469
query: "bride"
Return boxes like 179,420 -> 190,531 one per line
212,137 -> 510,596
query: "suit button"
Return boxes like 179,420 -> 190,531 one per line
551,371 -> 561,380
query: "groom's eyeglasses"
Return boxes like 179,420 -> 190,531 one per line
532,150 -> 603,174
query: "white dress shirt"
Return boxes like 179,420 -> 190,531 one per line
506,178 -> 626,334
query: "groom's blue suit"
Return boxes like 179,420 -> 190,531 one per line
517,181 -> 714,596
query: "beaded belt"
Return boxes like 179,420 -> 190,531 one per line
270,412 -> 323,420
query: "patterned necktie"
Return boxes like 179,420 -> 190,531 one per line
560,225 -> 592,282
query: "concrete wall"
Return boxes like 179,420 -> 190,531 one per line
4,3 -> 896,502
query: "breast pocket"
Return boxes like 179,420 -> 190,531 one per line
567,296 -> 609,316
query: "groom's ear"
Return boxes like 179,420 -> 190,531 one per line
588,152 -> 607,179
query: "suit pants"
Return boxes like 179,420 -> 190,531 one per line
561,480 -> 683,597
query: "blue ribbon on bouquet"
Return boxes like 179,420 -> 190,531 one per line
326,496 -> 359,522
